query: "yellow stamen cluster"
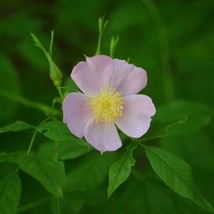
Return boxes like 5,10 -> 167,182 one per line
90,84 -> 124,123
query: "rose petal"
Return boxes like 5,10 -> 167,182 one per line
116,95 -> 156,138
84,119 -> 122,153
62,92 -> 92,138
110,59 -> 147,96
71,55 -> 113,96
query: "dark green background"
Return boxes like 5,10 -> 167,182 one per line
0,0 -> 214,213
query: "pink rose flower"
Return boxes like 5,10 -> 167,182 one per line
63,55 -> 156,153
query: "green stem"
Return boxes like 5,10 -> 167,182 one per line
15,128 -> 38,173
95,17 -> 109,55
57,86 -> 64,100
0,90 -> 60,116
26,117 -> 49,155
27,130 -> 37,155
142,0 -> 174,101
95,31 -> 102,55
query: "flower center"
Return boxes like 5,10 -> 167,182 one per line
90,84 -> 124,123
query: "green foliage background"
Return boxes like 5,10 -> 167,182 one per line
0,0 -> 214,213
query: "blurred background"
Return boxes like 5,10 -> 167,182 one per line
0,0 -> 214,213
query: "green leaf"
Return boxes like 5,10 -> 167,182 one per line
141,115 -> 187,142
0,173 -> 21,214
57,140 -> 93,160
65,152 -> 115,192
145,146 -> 214,213
0,121 -> 34,134
17,154 -> 65,197
145,146 -> 193,197
0,152 -> 26,164
108,144 -> 137,198
37,139 -> 92,160
37,121 -> 73,141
